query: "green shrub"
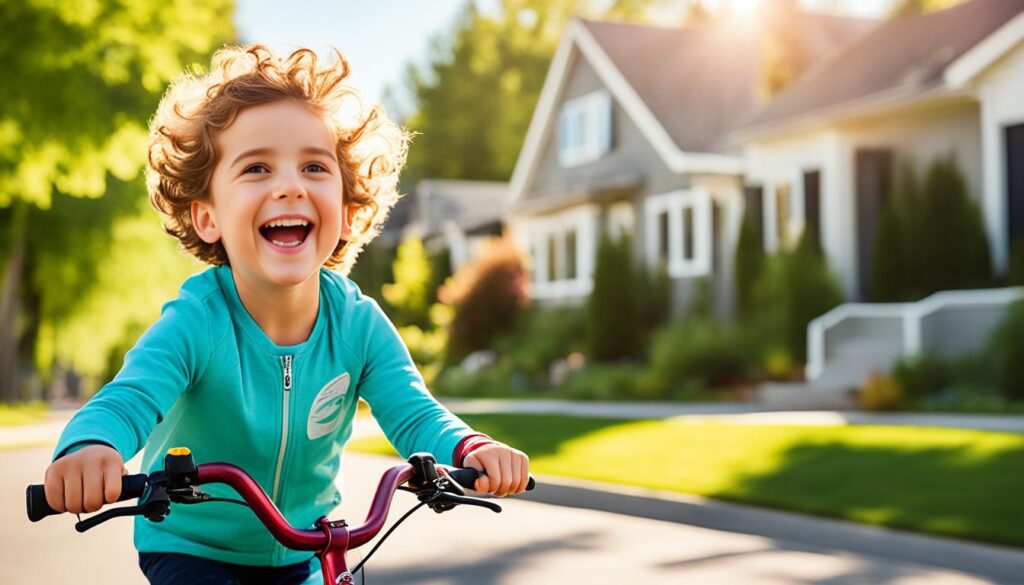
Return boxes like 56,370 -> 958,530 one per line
439,237 -> 529,362
734,217 -> 765,322
1008,236 -> 1024,286
872,158 -> 992,301
561,363 -> 650,401
891,353 -> 953,399
636,260 -> 671,347
494,306 -> 586,386
587,233 -> 641,362
987,299 -> 1024,401
860,372 -> 904,411
382,238 -> 434,328
753,230 -> 843,364
348,240 -> 397,307
647,318 -> 751,394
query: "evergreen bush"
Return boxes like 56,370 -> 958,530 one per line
587,233 -> 641,362
987,299 -> 1024,402
647,318 -> 750,393
871,157 -> 993,301
734,217 -> 764,322
753,230 -> 843,365
1008,236 -> 1024,286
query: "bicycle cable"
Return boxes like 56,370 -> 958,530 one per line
349,500 -> 428,579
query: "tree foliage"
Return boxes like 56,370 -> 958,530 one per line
734,216 -> 764,322
587,233 -> 641,362
382,238 -> 435,328
871,157 -> 992,302
0,0 -> 235,401
398,0 -> 656,184
439,237 -> 530,362
754,230 -> 843,365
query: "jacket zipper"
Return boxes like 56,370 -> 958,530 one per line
271,355 -> 293,503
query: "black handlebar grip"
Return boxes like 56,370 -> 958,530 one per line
447,468 -> 536,492
26,474 -> 150,522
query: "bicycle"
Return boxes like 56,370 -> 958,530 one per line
27,447 -> 536,584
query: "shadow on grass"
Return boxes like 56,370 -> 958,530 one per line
713,439 -> 1024,548
459,414 -> 631,459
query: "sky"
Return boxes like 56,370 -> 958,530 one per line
234,0 -> 475,107
234,0 -> 896,107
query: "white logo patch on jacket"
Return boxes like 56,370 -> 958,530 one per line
307,372 -> 349,440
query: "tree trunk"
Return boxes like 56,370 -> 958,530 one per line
0,204 -> 27,403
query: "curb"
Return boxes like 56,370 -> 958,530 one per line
522,474 -> 1024,582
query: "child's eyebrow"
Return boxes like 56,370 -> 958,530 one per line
230,146 -> 338,169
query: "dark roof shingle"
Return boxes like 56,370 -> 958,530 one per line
582,11 -> 875,153
741,0 -> 1024,132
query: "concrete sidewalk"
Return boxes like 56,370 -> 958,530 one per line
440,398 -> 1024,433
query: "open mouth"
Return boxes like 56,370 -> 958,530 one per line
258,218 -> 314,248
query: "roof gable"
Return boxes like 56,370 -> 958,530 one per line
510,13 -> 874,203
741,0 -> 1024,135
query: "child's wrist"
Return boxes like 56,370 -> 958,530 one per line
453,434 -> 496,467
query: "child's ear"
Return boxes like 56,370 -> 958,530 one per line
340,204 -> 358,241
191,200 -> 221,244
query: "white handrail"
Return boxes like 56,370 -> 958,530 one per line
806,287 -> 1024,381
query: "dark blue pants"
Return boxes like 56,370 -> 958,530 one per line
139,552 -> 319,585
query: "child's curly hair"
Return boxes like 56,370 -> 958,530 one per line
146,44 -> 409,274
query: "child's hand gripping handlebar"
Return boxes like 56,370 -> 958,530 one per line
26,448 -> 536,585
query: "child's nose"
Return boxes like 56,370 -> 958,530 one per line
272,171 -> 307,200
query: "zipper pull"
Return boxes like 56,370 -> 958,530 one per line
282,355 -> 293,391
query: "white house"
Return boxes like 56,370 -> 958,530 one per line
507,10 -> 873,312
735,0 -> 1024,300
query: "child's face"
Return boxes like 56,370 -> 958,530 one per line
195,100 -> 348,289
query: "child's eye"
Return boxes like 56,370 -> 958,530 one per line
304,162 -> 328,173
244,164 -> 270,174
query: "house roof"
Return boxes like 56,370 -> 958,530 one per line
509,12 -> 874,204
740,0 -> 1024,135
582,12 -> 875,153
409,179 -> 510,238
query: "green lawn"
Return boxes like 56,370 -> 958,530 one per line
347,414 -> 1024,548
0,402 -> 47,426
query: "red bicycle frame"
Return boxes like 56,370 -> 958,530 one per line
197,461 -> 415,584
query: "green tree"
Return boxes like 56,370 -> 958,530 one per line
398,0 -> 655,184
0,0 -> 235,401
754,230 -> 843,365
587,233 -> 641,362
382,238 -> 434,328
919,156 -> 992,293
734,216 -> 764,322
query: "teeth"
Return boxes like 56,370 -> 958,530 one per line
271,239 -> 302,247
263,218 -> 310,228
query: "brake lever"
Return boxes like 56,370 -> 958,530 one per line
74,484 -> 172,533
423,491 -> 502,514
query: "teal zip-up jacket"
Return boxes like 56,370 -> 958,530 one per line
54,265 -> 479,566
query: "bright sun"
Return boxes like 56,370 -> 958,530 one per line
731,0 -> 763,20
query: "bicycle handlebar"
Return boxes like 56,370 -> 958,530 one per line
26,474 -> 150,522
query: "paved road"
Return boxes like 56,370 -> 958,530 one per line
3,447 -> 1012,584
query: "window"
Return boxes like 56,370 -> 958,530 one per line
803,170 -> 822,249
682,207 -> 694,261
547,235 -> 558,283
775,182 -> 791,249
645,189 -> 712,279
558,90 -> 613,167
565,229 -> 577,280
657,211 -> 670,265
